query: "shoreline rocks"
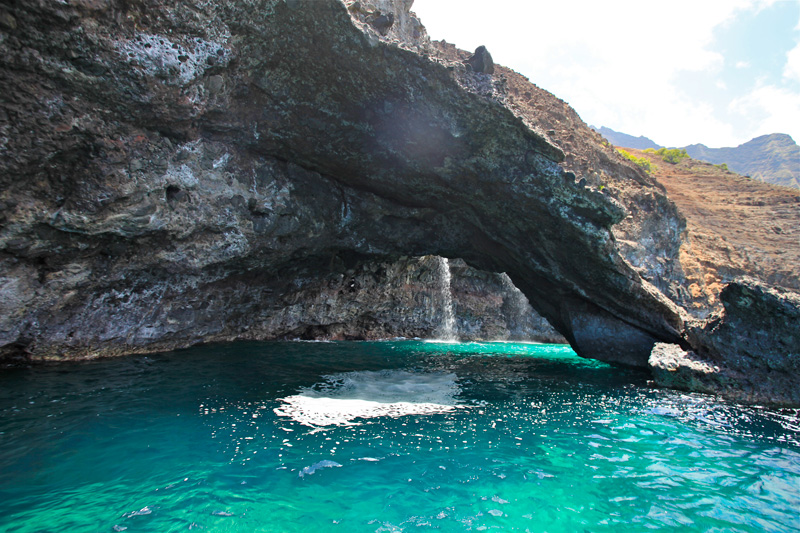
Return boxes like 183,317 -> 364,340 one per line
650,279 -> 800,405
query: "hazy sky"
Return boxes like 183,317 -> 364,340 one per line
412,0 -> 800,148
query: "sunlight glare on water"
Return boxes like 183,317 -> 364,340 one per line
1,340 -> 799,532
274,369 -> 462,427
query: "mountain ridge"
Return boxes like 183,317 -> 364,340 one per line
684,133 -> 800,189
592,126 -> 661,150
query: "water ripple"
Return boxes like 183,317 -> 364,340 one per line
0,341 -> 799,532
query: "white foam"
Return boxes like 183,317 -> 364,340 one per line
123,507 -> 153,518
274,370 -> 461,427
299,460 -> 342,477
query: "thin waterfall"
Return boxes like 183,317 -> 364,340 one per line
498,272 -> 531,339
499,272 -> 530,311
437,257 -> 458,341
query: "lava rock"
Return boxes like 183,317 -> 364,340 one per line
676,279 -> 800,404
370,12 -> 394,35
465,45 -> 494,75
649,343 -> 724,396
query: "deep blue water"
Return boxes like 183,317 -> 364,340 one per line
1,340 -> 799,532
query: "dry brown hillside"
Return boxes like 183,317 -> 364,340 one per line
430,39 -> 798,317
622,148 -> 800,313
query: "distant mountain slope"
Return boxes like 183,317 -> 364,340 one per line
597,127 -> 800,189
592,126 -> 661,150
684,134 -> 800,189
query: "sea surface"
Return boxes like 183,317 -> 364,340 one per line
1,340 -> 799,532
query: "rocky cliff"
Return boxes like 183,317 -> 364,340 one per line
1,0 -> 796,403
651,279 -> 800,405
622,148 -> 800,405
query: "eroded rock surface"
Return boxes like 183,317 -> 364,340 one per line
649,343 -> 727,397
621,147 -> 800,316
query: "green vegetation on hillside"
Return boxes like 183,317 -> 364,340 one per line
619,149 -> 654,173
644,147 -> 690,164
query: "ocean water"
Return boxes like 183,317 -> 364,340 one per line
1,340 -> 799,532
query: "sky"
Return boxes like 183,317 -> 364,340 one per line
412,0 -> 800,148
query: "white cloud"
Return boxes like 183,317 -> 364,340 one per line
412,0 -> 791,147
784,42 -> 800,83
729,84 -> 800,141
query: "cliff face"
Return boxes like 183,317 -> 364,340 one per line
621,148 -> 800,314
651,279 -> 800,406
620,148 -> 800,406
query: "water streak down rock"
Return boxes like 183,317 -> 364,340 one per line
0,0 -> 688,366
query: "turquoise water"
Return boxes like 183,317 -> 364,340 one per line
1,340 -> 800,532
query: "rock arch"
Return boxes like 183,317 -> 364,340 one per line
0,0 -> 684,364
